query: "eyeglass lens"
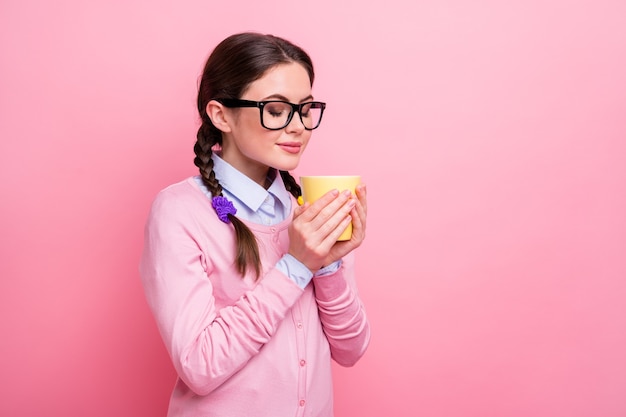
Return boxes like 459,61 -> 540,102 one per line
262,102 -> 323,130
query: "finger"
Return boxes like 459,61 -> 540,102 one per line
321,214 -> 353,247
352,198 -> 367,230
355,184 -> 367,216
292,201 -> 310,219
296,189 -> 341,222
310,190 -> 352,224
346,206 -> 363,241
311,192 -> 355,235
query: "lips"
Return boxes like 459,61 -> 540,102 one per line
277,142 -> 302,154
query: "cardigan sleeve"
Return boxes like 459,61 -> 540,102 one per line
312,252 -> 371,367
139,188 -> 304,396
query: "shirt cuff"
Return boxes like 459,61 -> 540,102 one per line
275,254 -> 314,289
314,260 -> 342,277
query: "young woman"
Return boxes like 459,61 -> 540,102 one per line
140,32 -> 370,417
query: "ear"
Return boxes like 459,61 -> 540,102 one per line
206,100 -> 232,133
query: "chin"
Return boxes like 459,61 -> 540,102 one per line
274,154 -> 303,171
277,163 -> 299,172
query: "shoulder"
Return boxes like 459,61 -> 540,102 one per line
152,177 -> 204,207
147,177 -> 211,224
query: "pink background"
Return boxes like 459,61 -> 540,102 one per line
1,1 -> 625,416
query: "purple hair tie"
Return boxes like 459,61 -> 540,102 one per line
212,196 -> 237,223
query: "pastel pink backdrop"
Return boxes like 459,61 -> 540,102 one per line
1,1 -> 625,416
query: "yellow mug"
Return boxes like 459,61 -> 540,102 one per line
300,175 -> 361,241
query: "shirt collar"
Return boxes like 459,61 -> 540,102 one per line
211,153 -> 293,212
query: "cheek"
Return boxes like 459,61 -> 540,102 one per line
244,130 -> 282,156
238,118 -> 273,145
301,132 -> 313,150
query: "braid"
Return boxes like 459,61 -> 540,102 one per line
194,121 -> 261,279
279,170 -> 302,200
194,123 -> 222,195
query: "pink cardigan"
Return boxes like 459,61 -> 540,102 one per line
140,177 -> 370,417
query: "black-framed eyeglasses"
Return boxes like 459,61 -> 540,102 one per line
215,98 -> 326,131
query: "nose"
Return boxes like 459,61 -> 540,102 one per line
285,110 -> 305,133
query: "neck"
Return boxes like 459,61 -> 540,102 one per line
264,168 -> 278,189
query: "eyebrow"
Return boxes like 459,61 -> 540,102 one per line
261,93 -> 315,103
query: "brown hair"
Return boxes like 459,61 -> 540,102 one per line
194,32 -> 314,278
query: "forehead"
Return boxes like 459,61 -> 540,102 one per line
243,62 -> 312,101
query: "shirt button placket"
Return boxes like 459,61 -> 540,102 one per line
270,226 -> 280,244
292,308 -> 307,415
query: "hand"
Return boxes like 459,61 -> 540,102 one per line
288,184 -> 367,272
323,183 -> 367,266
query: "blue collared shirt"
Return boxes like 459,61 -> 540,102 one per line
194,154 -> 340,288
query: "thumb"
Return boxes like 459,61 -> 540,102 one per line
293,200 -> 309,219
